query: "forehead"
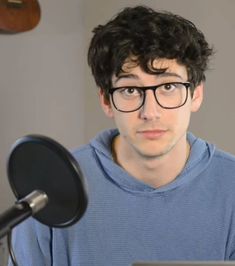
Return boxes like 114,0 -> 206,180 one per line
112,58 -> 188,84
121,58 -> 186,73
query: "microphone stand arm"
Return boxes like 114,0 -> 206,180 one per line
0,190 -> 48,239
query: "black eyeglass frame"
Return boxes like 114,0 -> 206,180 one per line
108,82 -> 192,113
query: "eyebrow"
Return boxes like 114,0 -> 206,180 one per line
113,72 -> 184,85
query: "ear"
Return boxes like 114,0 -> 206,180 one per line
99,89 -> 114,118
190,83 -> 204,113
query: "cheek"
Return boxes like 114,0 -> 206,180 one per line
112,112 -> 137,135
167,107 -> 191,132
177,110 -> 191,132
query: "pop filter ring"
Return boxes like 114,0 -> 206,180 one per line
7,134 -> 88,228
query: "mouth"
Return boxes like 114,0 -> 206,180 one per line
137,129 -> 167,140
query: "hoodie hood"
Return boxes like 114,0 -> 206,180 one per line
90,129 -> 215,195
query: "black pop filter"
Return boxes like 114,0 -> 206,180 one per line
7,135 -> 88,227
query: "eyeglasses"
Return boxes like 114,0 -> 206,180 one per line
109,82 -> 191,113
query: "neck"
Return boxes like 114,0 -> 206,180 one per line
112,134 -> 190,188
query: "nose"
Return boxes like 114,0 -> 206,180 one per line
139,90 -> 162,120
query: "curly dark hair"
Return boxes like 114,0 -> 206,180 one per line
88,5 -> 214,99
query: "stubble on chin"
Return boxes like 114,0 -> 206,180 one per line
132,139 -> 176,160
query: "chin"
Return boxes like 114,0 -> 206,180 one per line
135,145 -> 171,159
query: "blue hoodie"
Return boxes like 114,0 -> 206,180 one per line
9,129 -> 235,266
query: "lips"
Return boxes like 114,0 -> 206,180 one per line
137,129 -> 167,139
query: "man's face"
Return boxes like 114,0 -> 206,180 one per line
99,58 -> 203,159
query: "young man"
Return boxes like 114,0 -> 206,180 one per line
9,5 -> 235,266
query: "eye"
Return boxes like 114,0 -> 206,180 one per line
163,83 -> 177,91
119,87 -> 142,97
159,83 -> 185,93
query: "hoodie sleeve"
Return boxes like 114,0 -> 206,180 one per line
8,217 -> 52,266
